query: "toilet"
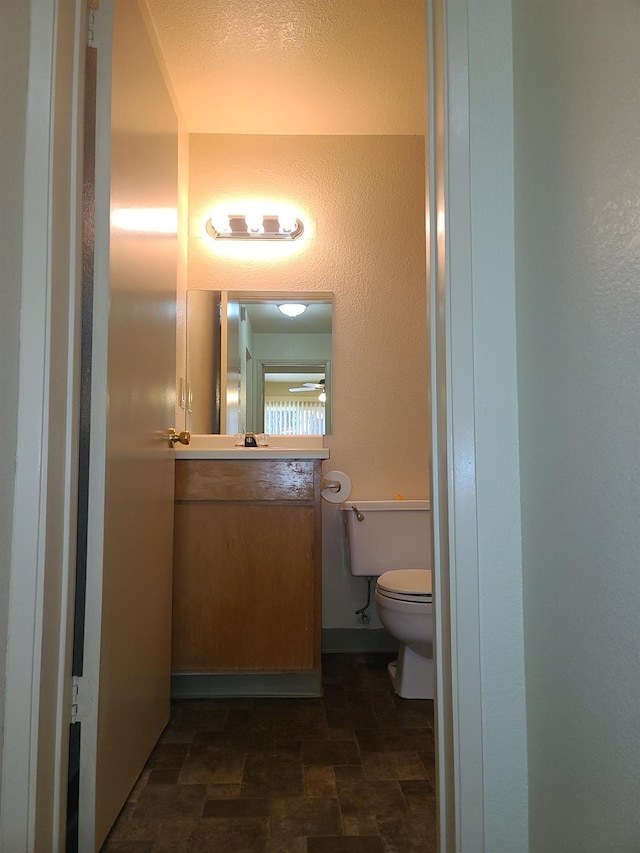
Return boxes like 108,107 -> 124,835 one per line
341,500 -> 433,700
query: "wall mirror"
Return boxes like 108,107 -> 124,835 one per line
186,290 -> 333,436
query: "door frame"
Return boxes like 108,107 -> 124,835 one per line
1,0 -> 86,849
428,1 -> 485,847
2,1 -> 491,850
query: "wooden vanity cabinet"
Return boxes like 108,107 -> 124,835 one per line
172,458 -> 322,674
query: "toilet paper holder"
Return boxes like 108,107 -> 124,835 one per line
321,469 -> 352,503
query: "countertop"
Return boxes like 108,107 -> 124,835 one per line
174,435 -> 330,460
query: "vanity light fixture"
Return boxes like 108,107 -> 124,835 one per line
206,213 -> 304,241
278,303 -> 307,318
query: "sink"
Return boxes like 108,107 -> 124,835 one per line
174,434 -> 329,459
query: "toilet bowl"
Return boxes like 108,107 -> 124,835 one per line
341,500 -> 434,701
375,569 -> 433,700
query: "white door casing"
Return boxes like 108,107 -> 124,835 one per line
428,0 -> 486,848
432,1 -> 528,848
0,1 -> 85,849
438,1 -> 487,848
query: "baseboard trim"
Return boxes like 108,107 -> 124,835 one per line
171,669 -> 322,699
321,628 -> 399,654
171,635 -> 398,698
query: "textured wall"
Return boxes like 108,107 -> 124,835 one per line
514,1 -> 640,848
144,0 -> 426,135
0,0 -> 29,812
188,133 -> 429,628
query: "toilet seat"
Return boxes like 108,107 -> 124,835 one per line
376,569 -> 432,603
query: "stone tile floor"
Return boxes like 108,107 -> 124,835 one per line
100,653 -> 436,852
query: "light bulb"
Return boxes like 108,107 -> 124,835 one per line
211,213 -> 231,235
278,213 -> 298,234
244,213 -> 264,234
278,303 -> 307,318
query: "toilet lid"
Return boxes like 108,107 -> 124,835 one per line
377,569 -> 432,599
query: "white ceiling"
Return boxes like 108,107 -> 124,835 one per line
144,0 -> 427,135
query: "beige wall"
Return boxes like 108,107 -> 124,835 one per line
0,0 -> 29,810
187,132 -> 429,629
188,133 -> 430,497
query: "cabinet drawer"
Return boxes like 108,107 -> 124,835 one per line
175,459 -> 318,502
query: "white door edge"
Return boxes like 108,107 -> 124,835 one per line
429,0 -> 485,849
77,2 -> 114,846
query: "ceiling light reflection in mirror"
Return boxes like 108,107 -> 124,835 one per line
278,303 -> 307,317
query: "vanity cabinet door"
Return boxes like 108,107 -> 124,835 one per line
172,460 -> 322,673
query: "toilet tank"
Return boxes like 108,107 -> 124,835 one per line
341,500 -> 431,577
